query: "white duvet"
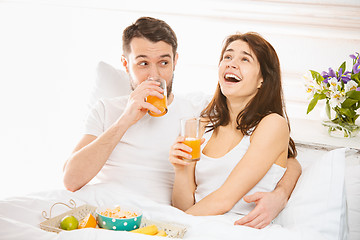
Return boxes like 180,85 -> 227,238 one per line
0,183 -> 323,240
0,147 -> 351,240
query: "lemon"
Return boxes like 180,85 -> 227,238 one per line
60,215 -> 79,230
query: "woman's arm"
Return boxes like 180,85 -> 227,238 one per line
172,164 -> 197,210
169,136 -> 197,211
186,113 -> 289,216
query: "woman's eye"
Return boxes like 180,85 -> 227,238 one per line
242,58 -> 249,62
223,55 -> 231,60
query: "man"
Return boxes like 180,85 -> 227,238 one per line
63,16 -> 301,228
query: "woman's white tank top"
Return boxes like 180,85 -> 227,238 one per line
195,128 -> 286,216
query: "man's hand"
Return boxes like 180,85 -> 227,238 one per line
234,190 -> 287,229
121,80 -> 164,125
235,158 -> 301,229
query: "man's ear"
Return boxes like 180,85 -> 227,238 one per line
173,52 -> 179,71
121,55 -> 129,73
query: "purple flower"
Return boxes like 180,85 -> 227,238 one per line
322,68 -> 337,83
350,54 -> 357,60
353,62 -> 360,74
357,87 -> 360,91
350,52 -> 359,61
321,67 -> 351,84
350,52 -> 360,74
338,68 -> 352,83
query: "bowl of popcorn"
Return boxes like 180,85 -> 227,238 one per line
96,205 -> 142,231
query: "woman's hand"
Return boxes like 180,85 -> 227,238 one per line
169,136 -> 193,169
169,136 -> 206,169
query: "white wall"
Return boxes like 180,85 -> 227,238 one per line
0,0 -> 359,198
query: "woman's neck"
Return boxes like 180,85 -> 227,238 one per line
227,97 -> 248,126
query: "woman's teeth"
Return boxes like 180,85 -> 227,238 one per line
224,73 -> 241,82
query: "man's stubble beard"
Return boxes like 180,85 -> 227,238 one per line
129,74 -> 174,98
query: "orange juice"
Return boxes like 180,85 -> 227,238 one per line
184,137 -> 201,161
147,94 -> 167,117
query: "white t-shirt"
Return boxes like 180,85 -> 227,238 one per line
84,93 -> 209,204
195,129 -> 286,216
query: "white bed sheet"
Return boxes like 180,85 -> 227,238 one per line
0,183 -> 326,240
0,147 -> 353,240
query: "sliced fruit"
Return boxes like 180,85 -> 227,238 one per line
130,224 -> 158,235
155,229 -> 167,237
78,213 -> 97,229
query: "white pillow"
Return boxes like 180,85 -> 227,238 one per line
88,61 -> 131,108
275,147 -> 347,240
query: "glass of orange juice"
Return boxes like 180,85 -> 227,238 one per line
146,78 -> 167,117
180,117 -> 201,161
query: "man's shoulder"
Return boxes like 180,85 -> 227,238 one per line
175,91 -> 211,104
99,95 -> 129,106
173,91 -> 211,116
176,91 -> 211,108
91,95 -> 129,114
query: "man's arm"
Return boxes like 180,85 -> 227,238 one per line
63,118 -> 132,192
234,157 -> 302,229
63,80 -> 164,192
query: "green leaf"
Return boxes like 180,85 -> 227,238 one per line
318,93 -> 327,100
342,98 -> 358,108
306,93 -> 325,114
346,90 -> 360,100
339,107 -> 356,119
309,70 -> 324,85
339,61 -> 346,73
352,72 -> 360,83
307,98 -> 318,114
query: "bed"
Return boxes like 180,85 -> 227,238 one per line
0,62 -> 358,240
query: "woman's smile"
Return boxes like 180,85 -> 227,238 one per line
224,72 -> 242,83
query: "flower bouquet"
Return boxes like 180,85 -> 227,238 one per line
304,52 -> 360,138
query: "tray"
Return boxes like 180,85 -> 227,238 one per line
140,218 -> 187,238
40,199 -> 187,238
40,200 -> 97,233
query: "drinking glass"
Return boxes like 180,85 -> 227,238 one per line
146,78 -> 167,117
180,117 -> 201,161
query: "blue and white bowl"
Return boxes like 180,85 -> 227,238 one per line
96,205 -> 142,231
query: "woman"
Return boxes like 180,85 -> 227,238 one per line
169,32 -> 297,221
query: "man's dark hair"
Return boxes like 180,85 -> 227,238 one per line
122,17 -> 178,57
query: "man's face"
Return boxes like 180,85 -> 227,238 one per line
122,37 -> 178,96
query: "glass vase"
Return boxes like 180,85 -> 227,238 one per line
321,120 -> 360,138
321,105 -> 360,138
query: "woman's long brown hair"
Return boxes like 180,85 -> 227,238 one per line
201,32 -> 297,158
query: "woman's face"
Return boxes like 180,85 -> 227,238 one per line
218,40 -> 263,103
